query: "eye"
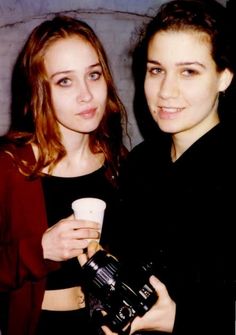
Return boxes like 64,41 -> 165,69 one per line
182,68 -> 199,77
88,71 -> 102,81
57,77 -> 72,87
147,66 -> 164,76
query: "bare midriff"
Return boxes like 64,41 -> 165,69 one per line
42,286 -> 85,311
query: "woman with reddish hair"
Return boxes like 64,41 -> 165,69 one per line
0,15 -> 128,335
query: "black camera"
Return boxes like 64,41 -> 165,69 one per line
82,250 -> 157,333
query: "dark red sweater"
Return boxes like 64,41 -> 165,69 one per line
0,143 -> 59,335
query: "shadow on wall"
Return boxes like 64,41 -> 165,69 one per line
10,48 -> 34,134
130,23 -> 163,142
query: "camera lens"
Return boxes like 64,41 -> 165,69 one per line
82,250 -> 157,332
82,250 -> 119,294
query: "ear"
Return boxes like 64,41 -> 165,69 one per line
218,68 -> 234,92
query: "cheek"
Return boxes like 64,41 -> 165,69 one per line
51,93 -> 70,121
144,80 -> 156,102
51,89 -> 63,106
96,85 -> 108,107
51,99 -> 63,119
144,79 -> 150,96
52,88 -> 71,107
186,82 -> 218,105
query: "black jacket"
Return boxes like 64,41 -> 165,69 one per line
112,122 -> 236,335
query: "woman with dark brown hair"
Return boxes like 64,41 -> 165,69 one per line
100,0 -> 236,334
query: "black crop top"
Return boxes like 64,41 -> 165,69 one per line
41,166 -> 118,290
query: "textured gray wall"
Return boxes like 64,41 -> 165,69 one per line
0,0 -> 227,148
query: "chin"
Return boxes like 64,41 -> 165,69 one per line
79,124 -> 100,134
159,124 -> 179,134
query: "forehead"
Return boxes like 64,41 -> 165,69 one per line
43,36 -> 99,72
45,35 -> 97,57
148,30 -> 213,64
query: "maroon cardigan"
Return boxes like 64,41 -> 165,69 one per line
0,143 -> 59,334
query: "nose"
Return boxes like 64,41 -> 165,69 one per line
77,81 -> 92,102
159,74 -> 179,99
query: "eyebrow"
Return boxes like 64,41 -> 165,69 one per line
50,62 -> 102,79
147,59 -> 206,69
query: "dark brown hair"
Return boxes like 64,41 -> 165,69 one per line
132,0 -> 236,136
141,0 -> 234,73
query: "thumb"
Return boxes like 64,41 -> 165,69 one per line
77,253 -> 87,266
149,275 -> 167,298
101,325 -> 118,335
87,240 -> 101,258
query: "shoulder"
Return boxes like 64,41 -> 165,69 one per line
209,121 -> 236,154
120,138 -> 162,180
0,141 -> 35,171
129,139 -> 155,159
128,134 -> 169,163
0,141 -> 34,158
0,142 -> 16,169
125,141 -> 151,172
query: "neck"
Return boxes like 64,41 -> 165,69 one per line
34,133 -> 104,177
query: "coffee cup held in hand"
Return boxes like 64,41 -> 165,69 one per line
72,197 -> 106,242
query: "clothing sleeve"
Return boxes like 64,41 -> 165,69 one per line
0,235 -> 58,291
172,282 -> 235,335
0,150 -> 59,291
110,138 -> 236,335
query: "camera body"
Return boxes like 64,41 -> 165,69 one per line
82,250 -> 157,332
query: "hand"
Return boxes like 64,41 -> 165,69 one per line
77,240 -> 102,266
130,275 -> 176,334
42,214 -> 100,261
101,276 -> 176,335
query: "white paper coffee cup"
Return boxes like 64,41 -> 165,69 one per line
72,197 -> 106,241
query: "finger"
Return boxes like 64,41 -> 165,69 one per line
66,239 -> 89,249
149,275 -> 166,297
77,241 -> 101,266
77,253 -> 88,266
101,325 -> 118,335
60,219 -> 100,231
87,240 -> 101,258
72,228 -> 100,240
74,219 -> 100,229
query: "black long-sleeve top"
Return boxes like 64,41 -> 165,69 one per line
112,121 -> 236,335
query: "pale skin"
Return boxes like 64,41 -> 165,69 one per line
145,30 -> 233,162
39,35 -> 108,259
97,29 -> 233,334
33,36 -> 109,308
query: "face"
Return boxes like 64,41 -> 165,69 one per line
144,30 -> 232,140
44,36 -> 107,138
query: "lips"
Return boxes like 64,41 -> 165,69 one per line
158,106 -> 184,119
159,107 -> 183,113
77,108 -> 97,119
